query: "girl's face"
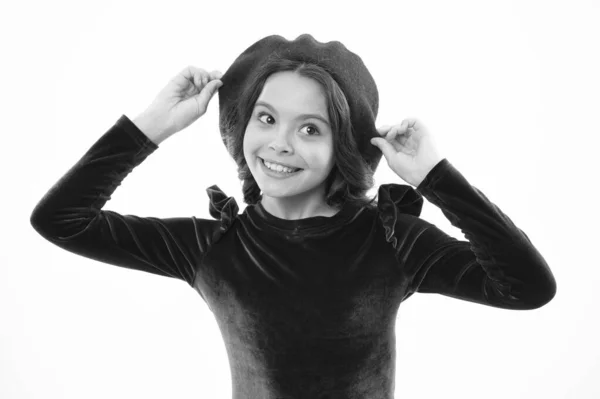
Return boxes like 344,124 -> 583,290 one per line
243,71 -> 335,204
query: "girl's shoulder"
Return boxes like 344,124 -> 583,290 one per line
206,185 -> 240,234
375,183 -> 423,218
373,183 -> 425,249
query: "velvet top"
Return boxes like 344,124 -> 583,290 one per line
30,114 -> 557,399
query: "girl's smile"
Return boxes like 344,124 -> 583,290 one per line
259,156 -> 304,179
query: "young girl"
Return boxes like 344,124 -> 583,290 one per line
30,34 -> 557,399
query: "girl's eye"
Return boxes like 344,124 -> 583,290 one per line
257,112 -> 275,125
257,112 -> 320,136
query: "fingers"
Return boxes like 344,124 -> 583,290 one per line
178,66 -> 223,88
377,118 -> 418,138
375,119 -> 420,152
194,78 -> 223,113
376,125 -> 392,134
178,65 -> 205,84
209,70 -> 224,80
387,126 -> 399,142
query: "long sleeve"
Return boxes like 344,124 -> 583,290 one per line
30,115 -> 219,287
399,158 -> 556,310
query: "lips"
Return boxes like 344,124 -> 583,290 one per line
259,158 -> 304,177
259,157 -> 303,172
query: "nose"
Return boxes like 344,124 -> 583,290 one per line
268,127 -> 294,153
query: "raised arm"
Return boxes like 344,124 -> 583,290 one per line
397,159 -> 556,310
31,66 -> 224,287
29,115 -> 221,286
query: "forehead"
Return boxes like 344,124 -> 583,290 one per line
256,71 -> 328,115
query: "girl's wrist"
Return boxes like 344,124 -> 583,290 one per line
132,112 -> 169,145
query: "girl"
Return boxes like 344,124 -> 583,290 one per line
30,34 -> 557,399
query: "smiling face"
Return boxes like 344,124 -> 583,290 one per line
243,71 -> 335,211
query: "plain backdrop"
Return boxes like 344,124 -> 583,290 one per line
3,0 -> 599,398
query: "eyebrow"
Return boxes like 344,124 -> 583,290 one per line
254,101 -> 330,127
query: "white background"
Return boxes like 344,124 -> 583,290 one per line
4,0 -> 599,398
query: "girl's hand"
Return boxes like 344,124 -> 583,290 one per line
371,118 -> 445,187
140,66 -> 223,140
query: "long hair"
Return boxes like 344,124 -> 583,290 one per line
220,56 -> 379,210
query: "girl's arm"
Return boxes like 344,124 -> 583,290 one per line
395,159 -> 556,310
30,115 -> 218,287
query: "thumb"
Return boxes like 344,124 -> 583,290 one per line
195,79 -> 223,110
370,137 -> 396,160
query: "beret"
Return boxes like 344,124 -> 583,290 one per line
218,33 -> 383,173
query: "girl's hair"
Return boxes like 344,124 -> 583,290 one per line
220,56 -> 378,210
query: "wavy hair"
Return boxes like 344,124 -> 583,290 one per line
220,56 -> 378,210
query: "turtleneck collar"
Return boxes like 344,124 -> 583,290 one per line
245,199 -> 365,235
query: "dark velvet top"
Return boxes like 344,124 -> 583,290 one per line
30,114 -> 556,399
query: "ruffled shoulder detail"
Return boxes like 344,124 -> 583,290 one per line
206,185 -> 239,232
377,184 -> 424,249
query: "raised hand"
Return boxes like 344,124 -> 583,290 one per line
371,118 -> 444,187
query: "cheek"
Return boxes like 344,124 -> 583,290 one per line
313,146 -> 335,170
243,126 -> 276,156
242,129 -> 256,157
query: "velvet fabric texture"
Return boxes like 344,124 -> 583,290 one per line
30,115 -> 557,399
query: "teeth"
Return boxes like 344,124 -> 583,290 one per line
264,159 -> 296,173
